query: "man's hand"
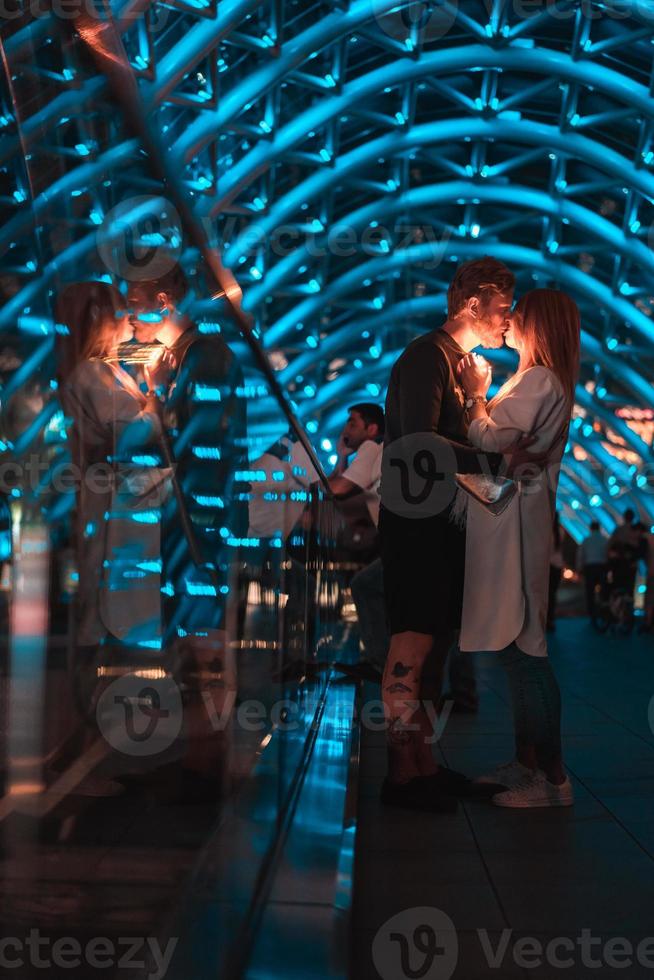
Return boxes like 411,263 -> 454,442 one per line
336,434 -> 351,459
332,434 -> 351,474
502,435 -> 549,478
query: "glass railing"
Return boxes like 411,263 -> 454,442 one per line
0,14 -> 359,979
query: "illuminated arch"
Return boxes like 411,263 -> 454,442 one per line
3,0 -> 654,534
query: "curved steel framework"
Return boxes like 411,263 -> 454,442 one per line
2,0 -> 654,537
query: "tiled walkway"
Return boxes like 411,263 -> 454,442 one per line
352,619 -> 654,980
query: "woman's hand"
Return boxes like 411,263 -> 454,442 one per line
144,391 -> 162,411
457,353 -> 492,398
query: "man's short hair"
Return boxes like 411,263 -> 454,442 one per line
348,402 -> 385,437
590,520 -> 600,532
138,261 -> 189,304
447,257 -> 516,318
623,508 -> 635,524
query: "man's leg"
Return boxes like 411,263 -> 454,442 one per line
382,629 -> 453,783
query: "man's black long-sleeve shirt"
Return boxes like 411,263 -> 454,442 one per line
383,328 -> 503,474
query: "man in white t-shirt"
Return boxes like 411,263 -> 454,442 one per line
327,404 -> 386,680
327,403 -> 383,526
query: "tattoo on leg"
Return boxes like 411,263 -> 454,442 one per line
387,716 -> 412,746
386,682 -> 412,694
391,662 -> 413,678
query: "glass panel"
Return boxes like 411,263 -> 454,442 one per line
0,13 -> 348,975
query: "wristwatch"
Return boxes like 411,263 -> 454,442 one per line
465,395 -> 486,409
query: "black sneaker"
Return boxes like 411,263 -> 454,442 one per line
419,768 -> 502,800
380,777 -> 458,813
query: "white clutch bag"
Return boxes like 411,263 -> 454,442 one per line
451,473 -> 517,523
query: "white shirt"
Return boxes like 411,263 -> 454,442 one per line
247,439 -> 319,539
342,440 -> 383,526
461,366 -> 569,657
578,531 -> 608,568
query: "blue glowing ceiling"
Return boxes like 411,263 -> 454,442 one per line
2,0 -> 654,539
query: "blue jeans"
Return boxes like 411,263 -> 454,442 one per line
499,643 -> 562,768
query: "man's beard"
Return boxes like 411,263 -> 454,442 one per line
133,325 -> 157,342
474,320 -> 505,349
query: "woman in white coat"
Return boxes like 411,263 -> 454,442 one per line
456,288 -> 580,809
56,282 -> 169,658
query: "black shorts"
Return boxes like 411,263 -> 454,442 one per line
378,504 -> 465,636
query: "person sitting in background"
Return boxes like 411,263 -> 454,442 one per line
327,404 -> 385,681
577,520 -> 608,618
608,508 -> 640,597
327,402 -> 384,536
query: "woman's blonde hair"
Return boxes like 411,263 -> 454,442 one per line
514,288 -> 580,405
55,281 -> 124,381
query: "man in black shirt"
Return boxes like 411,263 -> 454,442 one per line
128,266 -> 247,643
379,257 -> 528,812
127,265 -> 247,794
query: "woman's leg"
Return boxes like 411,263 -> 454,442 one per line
499,643 -> 565,784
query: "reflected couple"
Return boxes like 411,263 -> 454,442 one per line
55,265 -> 247,797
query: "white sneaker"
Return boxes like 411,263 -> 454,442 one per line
474,760 -> 534,789
492,770 -> 574,809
